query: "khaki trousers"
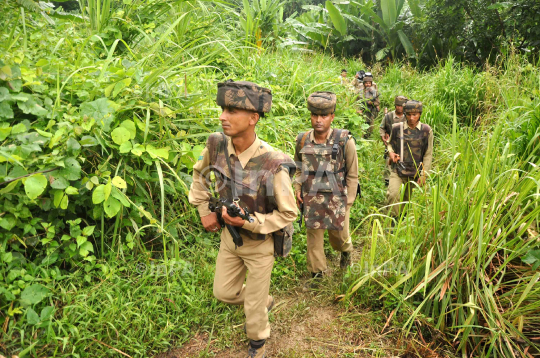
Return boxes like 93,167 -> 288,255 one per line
213,231 -> 275,341
306,205 -> 353,273
386,171 -> 415,217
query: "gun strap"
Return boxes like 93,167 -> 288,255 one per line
221,133 -> 239,203
400,122 -> 404,164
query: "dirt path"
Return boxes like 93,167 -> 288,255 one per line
158,253 -> 413,358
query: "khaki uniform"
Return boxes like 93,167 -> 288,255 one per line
387,121 -> 433,217
294,129 -> 358,273
189,135 -> 297,340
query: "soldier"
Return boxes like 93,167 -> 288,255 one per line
188,80 -> 297,358
363,72 -> 378,91
357,75 -> 380,138
387,100 -> 433,218
294,92 -> 359,287
351,70 -> 365,92
380,96 -> 408,185
340,69 -> 349,86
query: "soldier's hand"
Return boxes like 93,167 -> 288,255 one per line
201,213 -> 221,232
389,152 -> 400,163
381,134 -> 389,145
295,192 -> 303,209
417,175 -> 426,186
222,206 -> 246,227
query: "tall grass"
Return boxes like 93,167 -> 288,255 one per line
347,60 -> 540,356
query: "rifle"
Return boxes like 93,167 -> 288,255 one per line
297,192 -> 304,228
209,196 -> 253,249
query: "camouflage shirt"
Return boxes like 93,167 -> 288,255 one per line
379,110 -> 405,138
388,121 -> 434,177
188,133 -> 297,256
293,129 -> 359,230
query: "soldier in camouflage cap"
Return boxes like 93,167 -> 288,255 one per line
307,91 -> 337,115
380,95 -> 408,185
216,80 -> 272,114
190,80 -> 297,358
386,99 -> 434,218
294,92 -> 359,289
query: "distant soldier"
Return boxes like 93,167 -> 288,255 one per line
340,69 -> 349,86
189,80 -> 297,358
351,70 -> 365,92
357,75 -> 380,138
380,96 -> 408,185
294,92 -> 359,288
387,100 -> 433,218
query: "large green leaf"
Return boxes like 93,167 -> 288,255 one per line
92,184 -> 106,204
397,30 -> 415,57
325,1 -> 347,36
381,0 -> 397,27
59,158 -> 81,181
24,174 -> 48,199
146,145 -> 170,159
20,284 -> 50,306
111,127 -> 130,145
80,98 -> 118,132
103,196 -> 121,218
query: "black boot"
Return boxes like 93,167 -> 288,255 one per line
340,252 -> 351,269
302,272 -> 323,291
246,339 -> 266,358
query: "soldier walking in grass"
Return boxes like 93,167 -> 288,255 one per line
188,80 -> 297,358
294,92 -> 359,289
351,71 -> 378,94
387,100 -> 433,219
357,74 -> 380,138
380,95 -> 408,185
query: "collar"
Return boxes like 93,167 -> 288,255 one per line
394,111 -> 404,118
404,120 -> 422,130
308,128 -> 334,143
226,134 -> 262,169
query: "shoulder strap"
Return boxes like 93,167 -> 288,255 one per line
221,133 -> 239,203
400,122 -> 404,163
331,129 -> 342,160
295,131 -> 310,161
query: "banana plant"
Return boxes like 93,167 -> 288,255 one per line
358,0 -> 418,60
283,0 -> 373,54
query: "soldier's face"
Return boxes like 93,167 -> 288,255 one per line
395,105 -> 404,115
311,113 -> 334,134
219,107 -> 259,137
406,112 -> 421,127
341,72 -> 347,78
364,81 -> 372,88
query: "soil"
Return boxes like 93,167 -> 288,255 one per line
157,256 -> 453,357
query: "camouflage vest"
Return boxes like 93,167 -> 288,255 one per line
389,122 -> 431,178
383,111 -> 406,135
207,133 -> 295,256
297,129 -> 349,231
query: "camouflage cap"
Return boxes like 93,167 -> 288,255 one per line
404,100 -> 423,113
363,76 -> 373,83
395,95 -> 408,106
216,80 -> 272,113
307,91 -> 337,115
